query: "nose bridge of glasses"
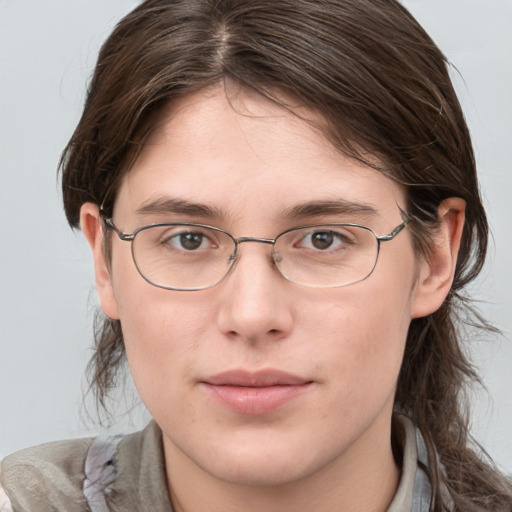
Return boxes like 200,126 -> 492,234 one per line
235,236 -> 276,246
230,237 -> 278,267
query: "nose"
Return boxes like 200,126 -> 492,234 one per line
216,245 -> 294,345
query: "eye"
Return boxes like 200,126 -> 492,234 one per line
163,230 -> 215,251
299,229 -> 354,251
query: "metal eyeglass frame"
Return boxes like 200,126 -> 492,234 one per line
102,216 -> 413,291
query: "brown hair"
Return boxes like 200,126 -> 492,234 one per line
60,1 -> 512,509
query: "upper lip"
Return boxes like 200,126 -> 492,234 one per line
202,369 -> 311,387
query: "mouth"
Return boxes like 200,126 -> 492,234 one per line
200,369 -> 313,415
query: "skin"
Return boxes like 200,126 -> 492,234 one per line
82,84 -> 465,512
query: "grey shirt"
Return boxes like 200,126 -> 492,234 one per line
0,416 -> 436,511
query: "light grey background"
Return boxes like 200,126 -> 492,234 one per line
1,0 -> 511,472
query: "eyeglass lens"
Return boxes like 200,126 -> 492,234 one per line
130,224 -> 380,290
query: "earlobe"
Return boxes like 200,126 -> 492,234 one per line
80,203 -> 120,320
411,198 -> 466,319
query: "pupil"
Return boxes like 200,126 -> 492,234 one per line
312,232 -> 333,250
180,233 -> 203,250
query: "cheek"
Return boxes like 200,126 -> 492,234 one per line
118,291 -> 209,369
109,254 -> 216,404
309,271 -> 415,406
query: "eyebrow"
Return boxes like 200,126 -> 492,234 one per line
136,197 -> 225,220
282,199 -> 379,220
135,196 -> 379,223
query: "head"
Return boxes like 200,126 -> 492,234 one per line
61,0 -> 492,508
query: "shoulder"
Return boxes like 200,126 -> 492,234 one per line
0,423 -> 166,512
1,436 -> 94,511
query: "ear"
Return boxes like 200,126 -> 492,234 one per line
411,198 -> 466,319
80,203 -> 120,320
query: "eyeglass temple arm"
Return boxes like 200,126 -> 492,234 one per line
102,216 -> 135,241
378,217 -> 413,242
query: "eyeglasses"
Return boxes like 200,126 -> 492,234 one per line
103,217 -> 412,291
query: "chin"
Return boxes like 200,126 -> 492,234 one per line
193,435 -> 330,488
205,457 -> 313,488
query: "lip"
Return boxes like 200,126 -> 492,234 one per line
201,369 -> 313,415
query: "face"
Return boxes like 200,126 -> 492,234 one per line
88,85 -> 430,490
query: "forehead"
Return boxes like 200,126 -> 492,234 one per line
114,85 -> 405,228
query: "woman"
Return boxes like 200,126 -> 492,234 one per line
2,1 -> 511,510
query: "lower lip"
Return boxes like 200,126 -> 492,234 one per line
202,383 -> 311,415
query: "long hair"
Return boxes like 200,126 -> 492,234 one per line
60,1 -> 512,509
